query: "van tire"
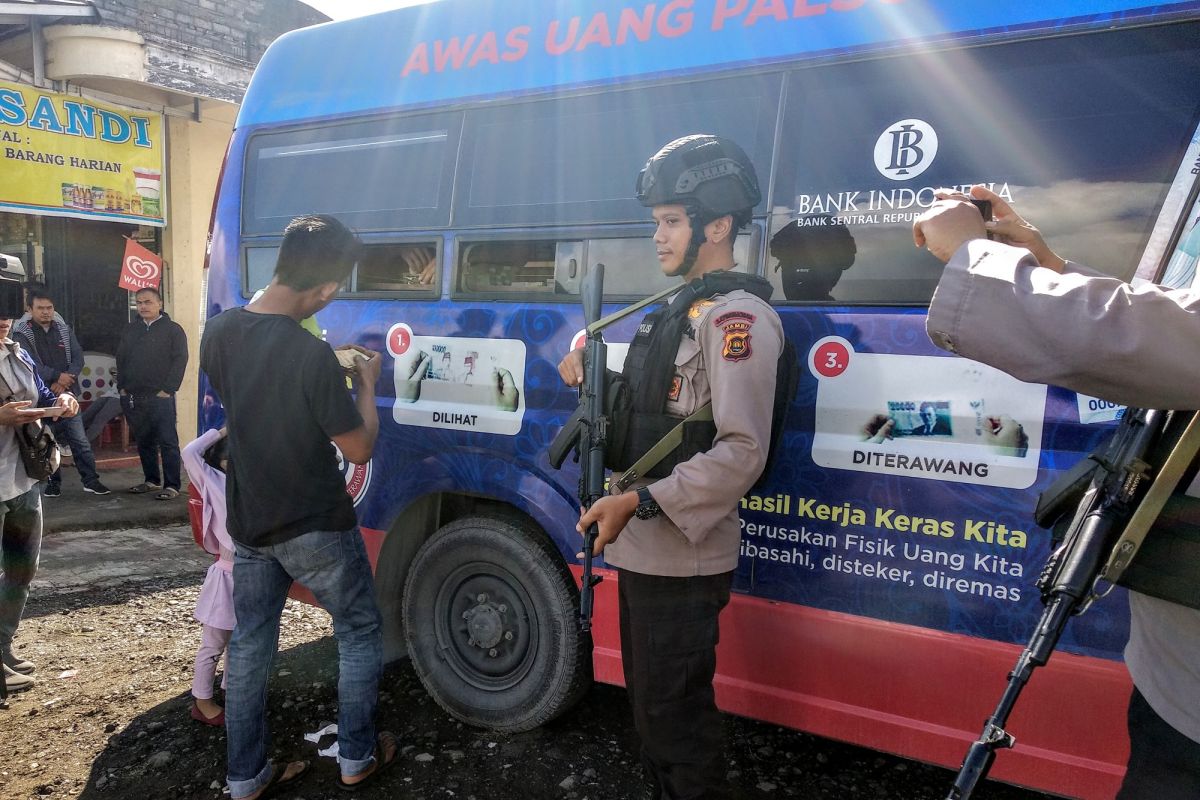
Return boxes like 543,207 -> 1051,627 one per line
402,515 -> 591,732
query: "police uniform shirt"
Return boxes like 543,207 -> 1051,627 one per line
605,288 -> 783,577
928,239 -> 1200,745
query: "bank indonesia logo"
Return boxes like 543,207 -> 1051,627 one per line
874,119 -> 938,181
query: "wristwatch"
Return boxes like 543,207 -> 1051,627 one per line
634,486 -> 661,520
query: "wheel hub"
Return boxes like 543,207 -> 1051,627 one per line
463,595 -> 507,651
432,567 -> 535,690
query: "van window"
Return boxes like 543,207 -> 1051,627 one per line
457,74 -> 779,227
454,231 -> 757,301
352,243 -> 439,294
243,112 -> 461,235
457,240 -> 557,296
770,23 -> 1200,304
243,242 -> 440,298
244,246 -> 279,296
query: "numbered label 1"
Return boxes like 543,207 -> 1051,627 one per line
387,323 -> 413,357
808,336 -> 853,379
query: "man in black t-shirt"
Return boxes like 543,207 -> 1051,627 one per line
200,215 -> 397,800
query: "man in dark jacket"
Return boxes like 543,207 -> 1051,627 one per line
116,287 -> 188,500
13,289 -> 109,496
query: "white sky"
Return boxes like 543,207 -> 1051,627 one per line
301,0 -> 440,20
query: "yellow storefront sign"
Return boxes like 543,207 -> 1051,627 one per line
0,79 -> 166,227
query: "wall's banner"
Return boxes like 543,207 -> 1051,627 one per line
0,80 -> 165,227
119,237 -> 163,291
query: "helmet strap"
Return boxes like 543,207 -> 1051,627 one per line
672,208 -> 709,277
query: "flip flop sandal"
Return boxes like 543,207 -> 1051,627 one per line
337,731 -> 399,792
156,488 -> 180,500
128,482 -> 161,494
241,760 -> 309,800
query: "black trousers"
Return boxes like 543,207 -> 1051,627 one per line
618,568 -> 732,800
1116,688 -> 1200,799
121,394 -> 181,490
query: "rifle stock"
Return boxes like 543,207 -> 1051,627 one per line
947,408 -> 1167,799
578,264 -> 607,632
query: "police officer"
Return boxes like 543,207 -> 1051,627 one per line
915,185 -> 1200,798
558,134 -> 783,799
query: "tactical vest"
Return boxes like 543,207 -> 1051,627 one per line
1116,411 -> 1200,609
609,276 -> 798,487
609,303 -> 718,478
1037,409 -> 1200,610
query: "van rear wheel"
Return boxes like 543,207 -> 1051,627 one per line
402,515 -> 591,732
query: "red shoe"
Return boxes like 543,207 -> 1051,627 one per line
190,699 -> 225,726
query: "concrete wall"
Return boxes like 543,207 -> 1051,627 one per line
91,0 -> 327,65
4,1 -> 325,442
164,109 -> 235,442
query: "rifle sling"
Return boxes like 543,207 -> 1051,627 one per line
1102,410 -> 1200,584
612,403 -> 713,493
587,283 -> 680,336
582,282 -> 696,493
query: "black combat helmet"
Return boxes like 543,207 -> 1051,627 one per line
770,218 -> 857,269
635,134 -> 761,226
770,216 -> 858,301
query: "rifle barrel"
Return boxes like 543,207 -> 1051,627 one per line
946,596 -> 1075,799
946,408 -> 1168,799
577,264 -> 608,632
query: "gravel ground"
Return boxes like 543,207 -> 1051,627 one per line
1,570 -> 1057,800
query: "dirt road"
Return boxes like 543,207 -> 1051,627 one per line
1,524 -> 1053,800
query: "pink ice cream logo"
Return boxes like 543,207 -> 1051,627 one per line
124,255 -> 160,282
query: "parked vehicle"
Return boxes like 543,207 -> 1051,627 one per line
198,3 -> 1200,796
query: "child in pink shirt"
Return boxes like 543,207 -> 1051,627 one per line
181,427 -> 235,726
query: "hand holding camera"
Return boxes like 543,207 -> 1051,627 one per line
912,193 -> 989,262
914,186 -> 1065,271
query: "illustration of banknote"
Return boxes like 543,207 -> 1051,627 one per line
887,399 -> 953,437
426,342 -> 490,384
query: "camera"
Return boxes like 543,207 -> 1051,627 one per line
970,198 -> 994,240
969,198 -> 993,221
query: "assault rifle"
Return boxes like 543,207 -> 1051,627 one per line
548,264 -> 612,631
947,407 -> 1191,799
575,264 -> 608,633
548,269 -> 695,630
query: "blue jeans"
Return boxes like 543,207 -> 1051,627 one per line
121,394 -> 181,490
0,486 -> 42,653
48,412 -> 100,488
225,528 -> 383,799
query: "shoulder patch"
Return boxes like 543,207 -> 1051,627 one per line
713,310 -> 756,328
720,318 -> 754,361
